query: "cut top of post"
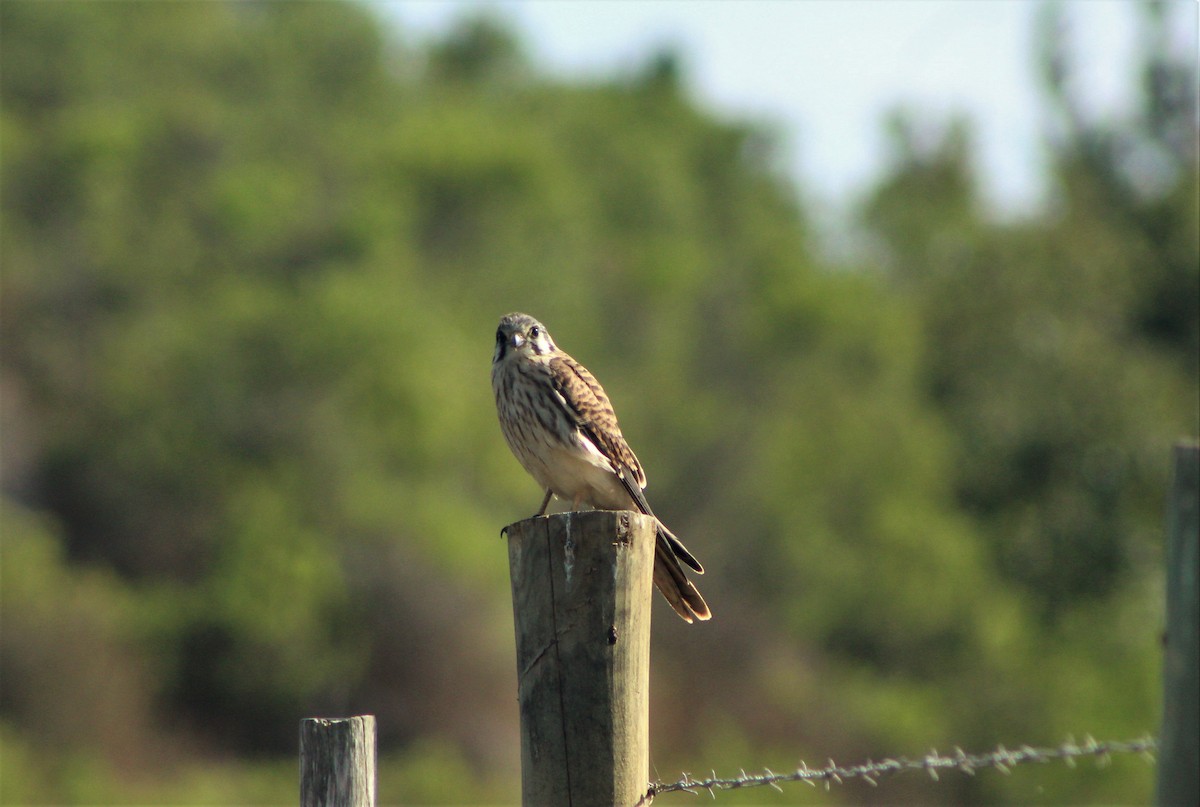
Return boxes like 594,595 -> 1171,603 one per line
300,715 -> 377,807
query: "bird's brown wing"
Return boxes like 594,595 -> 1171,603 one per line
548,354 -> 704,576
547,353 -> 646,487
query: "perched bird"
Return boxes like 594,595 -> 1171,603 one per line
491,312 -> 711,623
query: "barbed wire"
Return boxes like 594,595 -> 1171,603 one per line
637,735 -> 1157,804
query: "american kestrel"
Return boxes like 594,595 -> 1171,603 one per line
491,312 -> 711,623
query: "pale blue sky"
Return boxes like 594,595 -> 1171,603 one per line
380,1 -> 1197,215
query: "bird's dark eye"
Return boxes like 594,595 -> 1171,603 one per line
529,326 -> 540,338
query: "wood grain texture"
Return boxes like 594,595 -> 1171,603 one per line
506,510 -> 655,807
300,715 -> 376,807
1156,444 -> 1198,807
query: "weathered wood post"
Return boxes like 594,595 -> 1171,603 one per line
1156,443 -> 1198,807
506,510 -> 655,807
300,715 -> 377,807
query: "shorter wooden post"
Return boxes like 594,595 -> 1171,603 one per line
300,715 -> 376,807
506,510 -> 655,807
1156,443 -> 1199,807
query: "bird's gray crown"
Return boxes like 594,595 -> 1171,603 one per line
498,312 -> 543,334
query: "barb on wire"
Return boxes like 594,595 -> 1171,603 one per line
637,735 -> 1157,805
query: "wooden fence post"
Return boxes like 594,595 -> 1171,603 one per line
300,715 -> 377,807
506,510 -> 655,807
1156,443 -> 1199,807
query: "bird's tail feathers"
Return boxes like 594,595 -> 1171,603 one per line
653,533 -> 711,623
656,519 -> 704,574
617,474 -> 703,575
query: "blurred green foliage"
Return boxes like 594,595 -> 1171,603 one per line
1,1 -> 1195,804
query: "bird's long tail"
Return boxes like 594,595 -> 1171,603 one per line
652,522 -> 711,623
613,470 -> 711,621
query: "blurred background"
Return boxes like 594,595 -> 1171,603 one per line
1,1 -> 1196,803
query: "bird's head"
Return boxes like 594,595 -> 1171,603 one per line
494,312 -> 555,364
